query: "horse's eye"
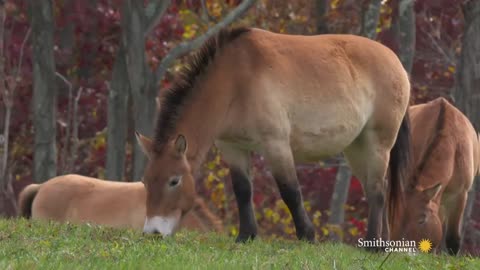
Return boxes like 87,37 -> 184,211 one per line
168,176 -> 182,187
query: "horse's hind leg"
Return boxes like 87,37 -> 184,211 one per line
344,130 -> 391,249
445,192 -> 468,255
216,141 -> 257,243
382,206 -> 389,239
261,140 -> 315,242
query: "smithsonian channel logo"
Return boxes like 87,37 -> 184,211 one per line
357,238 -> 433,253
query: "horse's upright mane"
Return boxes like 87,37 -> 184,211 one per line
412,98 -> 447,187
153,27 -> 251,153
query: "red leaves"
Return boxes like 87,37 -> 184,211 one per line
349,217 -> 366,234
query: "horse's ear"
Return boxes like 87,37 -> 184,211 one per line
174,134 -> 187,156
424,183 -> 442,200
135,132 -> 153,159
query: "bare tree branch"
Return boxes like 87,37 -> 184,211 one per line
422,18 -> 456,66
55,72 -> 73,173
13,28 -> 30,86
144,0 -> 172,37
154,0 -> 256,82
66,87 -> 84,172
201,0 -> 217,23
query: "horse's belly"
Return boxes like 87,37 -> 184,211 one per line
289,110 -> 367,163
290,126 -> 359,162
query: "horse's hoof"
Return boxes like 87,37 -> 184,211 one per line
299,234 -> 316,244
297,225 -> 316,243
235,233 -> 256,243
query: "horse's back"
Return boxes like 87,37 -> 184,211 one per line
409,98 -> 477,192
32,174 -> 145,229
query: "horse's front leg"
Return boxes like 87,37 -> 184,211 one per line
216,142 -> 257,243
262,140 -> 315,242
230,167 -> 258,242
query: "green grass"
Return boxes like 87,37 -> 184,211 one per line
0,219 -> 478,270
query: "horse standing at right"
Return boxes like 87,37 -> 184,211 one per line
391,97 -> 480,255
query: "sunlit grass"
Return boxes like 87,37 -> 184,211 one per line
0,218 -> 478,269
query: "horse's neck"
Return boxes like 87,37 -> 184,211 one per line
177,79 -> 232,171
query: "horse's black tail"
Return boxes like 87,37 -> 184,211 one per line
18,184 -> 41,218
388,112 -> 411,224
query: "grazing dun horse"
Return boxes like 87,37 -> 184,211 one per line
136,27 -> 411,244
17,174 -> 223,233
390,98 -> 480,255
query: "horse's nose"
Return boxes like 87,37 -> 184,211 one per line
143,229 -> 163,237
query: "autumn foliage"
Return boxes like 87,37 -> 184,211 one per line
1,0 -> 479,255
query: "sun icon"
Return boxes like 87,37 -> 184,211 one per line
418,239 -> 433,253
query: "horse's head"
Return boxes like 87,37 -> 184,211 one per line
136,132 -> 196,236
391,183 -> 443,248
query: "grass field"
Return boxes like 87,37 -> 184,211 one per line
0,219 -> 478,270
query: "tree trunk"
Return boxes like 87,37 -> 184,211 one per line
360,0 -> 382,39
121,0 -> 158,181
106,47 -> 130,181
393,0 -> 416,74
454,0 -> 480,251
315,0 -> 329,34
0,0 -> 16,217
131,90 -> 157,180
328,162 -> 352,241
30,0 -> 57,183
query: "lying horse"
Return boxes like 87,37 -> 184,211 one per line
391,97 -> 479,254
18,174 -> 223,233
136,27 -> 411,243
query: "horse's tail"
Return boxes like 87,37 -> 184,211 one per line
18,183 -> 41,218
388,111 -> 411,224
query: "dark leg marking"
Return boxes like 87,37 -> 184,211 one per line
230,167 -> 258,243
365,191 -> 386,252
274,174 -> 315,243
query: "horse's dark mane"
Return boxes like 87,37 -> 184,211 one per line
412,98 -> 447,187
153,27 -> 251,153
